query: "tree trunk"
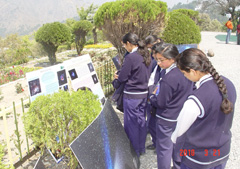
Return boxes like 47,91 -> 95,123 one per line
92,27 -> 98,44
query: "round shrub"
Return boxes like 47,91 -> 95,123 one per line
23,89 -> 101,167
162,12 -> 201,45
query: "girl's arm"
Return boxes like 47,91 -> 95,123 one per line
171,99 -> 200,143
149,81 -> 173,108
118,56 -> 132,83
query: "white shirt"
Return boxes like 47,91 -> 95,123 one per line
130,47 -> 138,53
171,74 -> 212,143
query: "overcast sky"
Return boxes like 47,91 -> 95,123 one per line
161,0 -> 193,8
95,0 -> 194,8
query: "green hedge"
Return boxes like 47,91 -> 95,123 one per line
162,12 -> 201,45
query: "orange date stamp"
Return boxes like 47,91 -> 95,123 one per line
180,149 -> 220,157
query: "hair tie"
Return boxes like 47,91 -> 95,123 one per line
222,93 -> 228,99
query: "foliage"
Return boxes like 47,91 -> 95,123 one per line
197,0 -> 240,30
77,4 -> 99,44
162,12 -> 201,45
23,90 -> 101,168
170,1 -> 198,11
15,83 -> 24,94
77,4 -> 98,22
0,142 -> 7,169
199,13 -> 224,31
0,66 -> 41,85
30,41 -> 48,58
171,9 -> 202,26
72,20 -> 93,55
84,44 -> 113,49
94,0 -> 167,58
35,22 -> 71,65
0,34 -> 32,67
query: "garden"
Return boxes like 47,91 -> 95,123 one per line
0,0 -> 217,168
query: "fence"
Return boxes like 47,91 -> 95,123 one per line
0,59 -> 116,168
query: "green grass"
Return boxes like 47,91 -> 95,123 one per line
215,34 -> 237,42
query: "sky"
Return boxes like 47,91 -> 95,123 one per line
160,0 -> 194,8
96,0 -> 194,8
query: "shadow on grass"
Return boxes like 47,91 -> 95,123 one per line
34,62 -> 62,68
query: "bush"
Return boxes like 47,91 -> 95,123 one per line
171,9 -> 201,26
94,0 -> 167,57
35,22 -> 71,65
23,90 -> 101,168
162,12 -> 201,45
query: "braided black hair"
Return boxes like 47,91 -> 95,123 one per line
176,48 -> 233,114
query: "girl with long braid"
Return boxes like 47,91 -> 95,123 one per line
172,48 -> 237,169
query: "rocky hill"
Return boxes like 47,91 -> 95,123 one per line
0,0 -> 113,37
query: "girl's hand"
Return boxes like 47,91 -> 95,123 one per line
114,71 -> 119,79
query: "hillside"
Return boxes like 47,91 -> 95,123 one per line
0,0 -> 114,37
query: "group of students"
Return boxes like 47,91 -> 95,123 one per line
113,32 -> 237,169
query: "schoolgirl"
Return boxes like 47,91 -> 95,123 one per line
114,33 -> 152,156
144,35 -> 163,150
149,42 -> 193,169
171,48 -> 237,169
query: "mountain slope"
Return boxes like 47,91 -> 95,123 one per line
0,0 -> 113,37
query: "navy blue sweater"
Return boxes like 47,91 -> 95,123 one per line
150,67 -> 193,126
182,76 -> 237,169
118,51 -> 152,99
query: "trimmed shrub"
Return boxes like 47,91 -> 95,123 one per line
72,20 -> 93,55
162,12 -> 201,45
94,0 -> 167,57
172,9 -> 202,25
23,90 -> 101,168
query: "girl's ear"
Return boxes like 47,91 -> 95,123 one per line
190,69 -> 197,76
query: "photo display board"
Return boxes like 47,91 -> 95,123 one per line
70,100 -> 140,169
26,54 -> 105,103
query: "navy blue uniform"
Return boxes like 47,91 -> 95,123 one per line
150,65 -> 193,169
118,50 -> 152,156
181,76 -> 237,169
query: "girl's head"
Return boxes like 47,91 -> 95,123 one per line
176,48 -> 233,114
122,33 -> 139,53
122,33 -> 151,66
145,35 -> 163,49
152,42 -> 179,69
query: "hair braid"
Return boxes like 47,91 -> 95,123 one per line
207,60 -> 233,114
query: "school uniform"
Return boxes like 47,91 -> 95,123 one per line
171,74 -> 237,169
117,47 -> 152,156
146,65 -> 162,148
149,63 -> 193,169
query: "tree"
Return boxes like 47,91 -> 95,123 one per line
199,13 -> 223,32
197,0 -> 240,29
77,4 -> 98,44
72,20 -> 93,55
0,34 -> 32,67
162,12 -> 201,45
35,22 -> 71,65
94,0 -> 167,58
